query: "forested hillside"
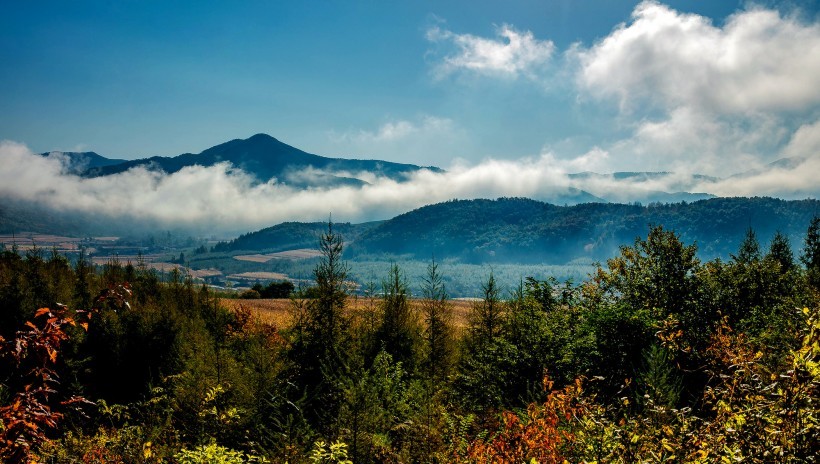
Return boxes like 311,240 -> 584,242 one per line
1,218 -> 818,462
212,221 -> 382,253
349,196 -> 820,263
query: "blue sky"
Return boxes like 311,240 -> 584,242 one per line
3,1 -> 820,232
4,0 -> 819,172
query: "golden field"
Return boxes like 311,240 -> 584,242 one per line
220,297 -> 476,331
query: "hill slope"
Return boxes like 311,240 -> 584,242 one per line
220,197 -> 820,264
335,197 -> 819,263
212,221 -> 383,253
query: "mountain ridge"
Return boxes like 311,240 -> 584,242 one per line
63,134 -> 443,188
217,197 -> 820,265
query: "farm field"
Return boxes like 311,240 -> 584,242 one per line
233,248 -> 322,263
221,297 -> 475,330
0,233 -> 83,252
226,271 -> 290,282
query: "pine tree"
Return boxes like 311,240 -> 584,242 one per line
73,247 -> 94,310
374,263 -> 418,373
733,226 -> 761,265
287,221 -> 352,433
765,230 -> 795,273
455,272 -> 516,412
415,258 -> 455,461
420,258 -> 454,383
802,216 -> 820,289
639,344 -> 682,409
469,272 -> 504,345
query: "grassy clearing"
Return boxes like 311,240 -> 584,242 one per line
221,297 -> 475,330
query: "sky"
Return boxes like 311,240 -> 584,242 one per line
2,1 -> 820,233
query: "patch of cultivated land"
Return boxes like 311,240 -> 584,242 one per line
90,255 -> 166,266
233,249 -> 321,263
0,233 -> 82,252
189,268 -> 222,278
221,297 -> 474,330
227,271 -> 290,281
87,259 -> 222,279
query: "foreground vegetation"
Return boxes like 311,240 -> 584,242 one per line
0,219 -> 819,463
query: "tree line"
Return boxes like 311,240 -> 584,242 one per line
0,217 -> 819,462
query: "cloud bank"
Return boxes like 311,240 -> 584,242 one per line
575,2 -> 820,114
327,115 -> 467,167
2,138 -> 818,236
427,1 -> 820,175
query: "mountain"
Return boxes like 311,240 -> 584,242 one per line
222,197 -> 818,264
570,171 -> 718,182
212,221 -> 383,253
730,156 -> 808,179
567,172 -> 716,203
82,133 -> 443,187
39,151 -> 126,175
38,134 -> 740,204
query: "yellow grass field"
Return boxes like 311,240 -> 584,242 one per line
227,271 -> 289,281
220,297 -> 475,331
233,249 -> 322,263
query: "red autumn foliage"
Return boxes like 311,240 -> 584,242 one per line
0,284 -> 130,463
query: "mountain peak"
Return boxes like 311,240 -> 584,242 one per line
246,133 -> 279,143
72,134 -> 443,186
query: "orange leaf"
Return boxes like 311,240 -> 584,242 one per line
35,308 -> 51,317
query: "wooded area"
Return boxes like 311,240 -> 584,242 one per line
0,219 -> 818,463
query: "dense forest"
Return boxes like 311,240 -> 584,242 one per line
214,197 -> 820,265
212,221 -> 382,254
351,197 -> 820,263
0,217 -> 819,462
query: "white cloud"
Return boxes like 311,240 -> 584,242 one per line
2,139 -> 817,236
559,1 -> 820,175
332,116 -> 454,144
605,107 -> 791,174
783,119 -> 820,158
575,1 -> 820,114
327,116 -> 465,166
694,156 -> 820,198
426,4 -> 820,176
426,24 -> 555,78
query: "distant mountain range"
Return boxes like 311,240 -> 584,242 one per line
215,197 -> 820,264
40,133 -> 720,203
11,134 -> 814,242
46,151 -> 127,175
43,133 -> 442,188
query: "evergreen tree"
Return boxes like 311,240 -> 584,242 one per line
766,230 -> 795,273
455,272 -> 516,412
420,258 -> 454,384
72,247 -> 94,310
287,221 -> 352,434
373,263 -> 418,373
732,227 -> 761,264
639,344 -> 682,409
802,215 -> 820,289
727,227 -> 767,323
503,278 -> 552,403
468,272 -> 504,345
0,248 -> 24,339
